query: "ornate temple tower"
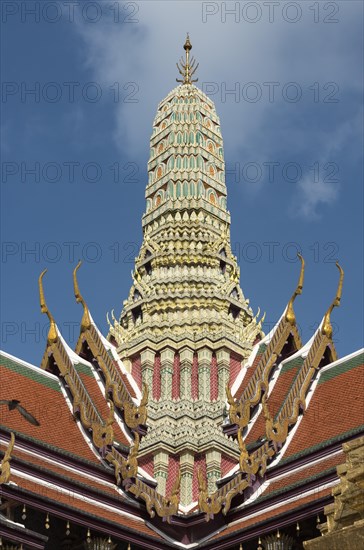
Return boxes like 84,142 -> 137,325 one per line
2,36 -> 363,550
108,36 -> 263,507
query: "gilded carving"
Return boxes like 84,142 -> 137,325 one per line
129,472 -> 181,523
73,261 -> 91,332
123,384 -> 148,429
73,262 -> 147,432
197,467 -> 223,520
92,400 -> 115,453
39,269 -> 58,345
39,272 -> 116,453
0,432 -> 15,484
198,465 -> 250,519
237,428 -> 260,481
322,262 -> 344,339
285,254 -> 305,325
227,258 -> 305,431
106,432 -> 139,484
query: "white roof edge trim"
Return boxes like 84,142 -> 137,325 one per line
88,313 -> 142,402
231,312 -> 285,396
10,469 -> 144,523
137,466 -> 156,483
231,478 -> 339,519
0,349 -> 60,382
147,516 -> 226,549
0,437 -> 117,485
320,347 -> 364,374
178,501 -> 198,514
56,327 -> 92,368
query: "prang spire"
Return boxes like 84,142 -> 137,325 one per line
108,42 -> 263,506
176,33 -> 199,84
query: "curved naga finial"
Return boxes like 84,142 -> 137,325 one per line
73,260 -> 91,332
176,33 -> 199,85
154,470 -> 181,523
322,262 -> 344,339
39,269 -> 58,344
197,466 -> 221,520
124,383 -> 148,428
285,254 -> 305,325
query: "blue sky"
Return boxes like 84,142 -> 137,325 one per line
1,0 -> 363,365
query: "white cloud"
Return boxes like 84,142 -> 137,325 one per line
296,174 -> 339,220
72,2 -> 361,150
71,1 -> 363,218
293,112 -> 361,219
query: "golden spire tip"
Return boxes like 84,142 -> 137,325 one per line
176,34 -> 199,85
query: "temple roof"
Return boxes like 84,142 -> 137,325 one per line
1,297 -> 363,546
1,251 -> 362,543
0,351 -> 99,464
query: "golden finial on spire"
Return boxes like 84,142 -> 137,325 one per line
73,260 -> 91,332
285,254 -> 305,325
176,33 -> 199,85
39,269 -> 58,345
322,262 -> 344,339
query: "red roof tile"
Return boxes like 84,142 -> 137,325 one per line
0,358 -> 98,463
284,358 -> 364,459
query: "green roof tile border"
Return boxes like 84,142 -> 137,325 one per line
280,355 -> 304,375
318,352 -> 364,385
74,361 -> 94,377
0,354 -> 61,392
258,343 -> 267,355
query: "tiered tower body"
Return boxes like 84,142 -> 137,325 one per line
108,40 -> 263,507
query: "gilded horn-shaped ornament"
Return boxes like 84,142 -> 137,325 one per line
39,269 -> 58,344
322,262 -> 344,339
285,254 -> 305,325
73,260 -> 91,331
